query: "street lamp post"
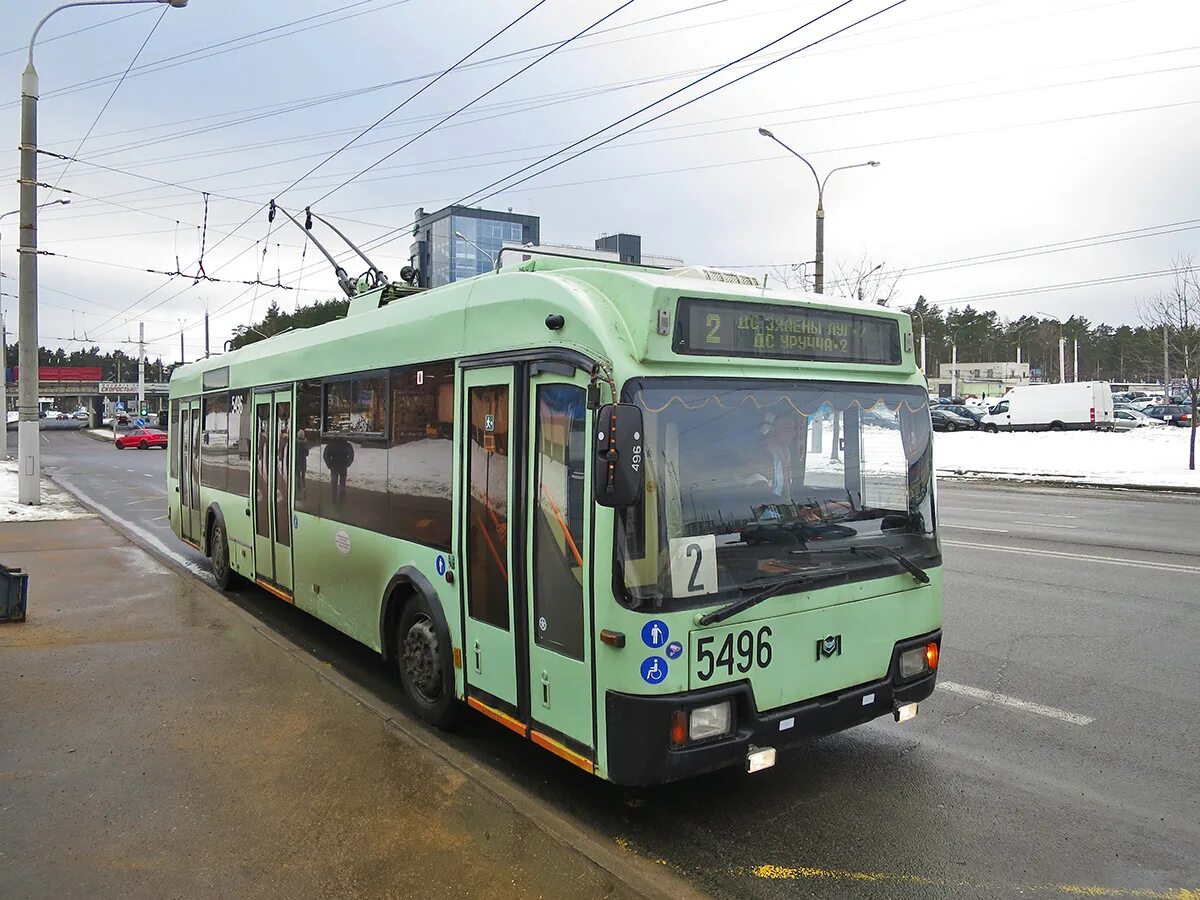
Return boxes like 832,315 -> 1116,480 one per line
454,230 -> 495,273
1038,312 -> 1066,384
17,0 -> 186,505
2,200 -> 69,446
757,128 -> 878,294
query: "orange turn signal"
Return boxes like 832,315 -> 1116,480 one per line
925,642 -> 939,671
669,710 -> 687,748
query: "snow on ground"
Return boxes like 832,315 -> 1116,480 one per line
934,427 -> 1200,489
0,460 -> 96,522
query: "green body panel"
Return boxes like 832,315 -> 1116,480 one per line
167,260 -> 939,783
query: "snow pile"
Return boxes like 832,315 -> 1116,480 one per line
0,460 -> 96,522
934,427 -> 1200,489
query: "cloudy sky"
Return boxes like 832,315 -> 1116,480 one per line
2,0 -> 1198,362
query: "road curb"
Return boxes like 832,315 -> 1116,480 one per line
76,427 -> 116,444
939,471 -> 1200,495
44,469 -> 709,900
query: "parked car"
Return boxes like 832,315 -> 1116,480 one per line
115,427 -> 168,450
938,404 -> 984,425
1112,409 -> 1166,431
71,409 -> 89,420
1140,404 -> 1193,427
979,381 -> 1115,432
931,409 -> 978,432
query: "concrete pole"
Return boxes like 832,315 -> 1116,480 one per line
1073,338 -> 1079,383
17,61 -> 40,504
179,331 -> 184,365
137,321 -> 145,418
1016,344 -> 1022,365
952,341 -> 959,397
1,313 -> 7,451
1163,325 -> 1169,396
813,206 -> 824,294
1058,335 -> 1066,384
920,330 -> 926,375
204,310 -> 209,358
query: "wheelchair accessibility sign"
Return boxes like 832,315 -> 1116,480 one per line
640,656 -> 668,685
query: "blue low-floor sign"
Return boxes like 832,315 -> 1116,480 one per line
642,619 -> 669,648
435,555 -> 447,576
641,656 -> 668,684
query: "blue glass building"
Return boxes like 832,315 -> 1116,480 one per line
409,205 -> 540,288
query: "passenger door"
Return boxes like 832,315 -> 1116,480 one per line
251,389 -> 294,597
461,367 -> 519,710
178,398 -> 201,544
525,370 -> 595,760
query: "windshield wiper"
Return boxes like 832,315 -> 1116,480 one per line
696,573 -> 811,627
852,545 -> 930,584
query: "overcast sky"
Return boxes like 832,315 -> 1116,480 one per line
2,0 -> 1198,361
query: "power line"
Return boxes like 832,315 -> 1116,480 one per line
0,7 -> 149,58
308,0 -> 642,205
930,268 -> 1177,306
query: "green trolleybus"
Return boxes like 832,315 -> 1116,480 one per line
167,253 -> 942,785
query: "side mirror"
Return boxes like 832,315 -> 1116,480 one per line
593,403 -> 644,508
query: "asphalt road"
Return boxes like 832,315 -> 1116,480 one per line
35,429 -> 1200,899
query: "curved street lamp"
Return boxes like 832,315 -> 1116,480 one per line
16,0 -> 186,504
758,127 -> 878,294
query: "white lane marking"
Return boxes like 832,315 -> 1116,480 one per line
143,473 -> 152,477
1013,512 -> 1078,520
151,515 -> 168,521
1012,521 -> 1077,529
940,524 -> 1010,533
938,681 -> 1093,726
944,539 -> 1200,575
940,506 -> 1077,520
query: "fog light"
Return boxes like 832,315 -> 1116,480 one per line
689,701 -> 733,742
894,702 -> 918,723
746,745 -> 776,773
899,646 -> 929,679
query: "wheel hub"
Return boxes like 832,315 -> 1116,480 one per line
403,616 -> 442,703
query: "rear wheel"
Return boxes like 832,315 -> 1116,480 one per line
139,440 -> 149,450
1049,421 -> 1065,432
210,518 -> 241,591
397,594 -> 461,729
944,421 -> 956,432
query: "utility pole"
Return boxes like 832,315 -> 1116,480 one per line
137,321 -> 145,420
1073,338 -> 1079,383
1058,336 -> 1066,384
1,313 -> 7,453
952,340 -> 959,397
17,56 -> 40,502
179,332 -> 184,365
204,310 -> 210,358
1163,325 -> 1169,396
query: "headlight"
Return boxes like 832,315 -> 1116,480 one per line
899,642 -> 940,679
689,701 -> 733,742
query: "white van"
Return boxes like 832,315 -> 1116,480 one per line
980,382 -> 1115,432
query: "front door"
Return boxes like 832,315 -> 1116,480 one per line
179,398 -> 201,544
461,367 -> 519,711
251,389 -> 294,596
525,370 -> 594,758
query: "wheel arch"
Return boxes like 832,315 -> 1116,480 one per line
380,566 -> 448,663
204,502 -> 228,558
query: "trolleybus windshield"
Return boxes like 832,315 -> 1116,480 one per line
616,378 -> 937,609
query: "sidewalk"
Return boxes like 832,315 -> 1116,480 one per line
0,501 -> 653,899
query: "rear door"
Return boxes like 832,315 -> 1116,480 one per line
179,398 -> 201,544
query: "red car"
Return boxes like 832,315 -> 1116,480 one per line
115,428 -> 168,450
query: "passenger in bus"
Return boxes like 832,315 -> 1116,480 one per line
323,435 -> 355,507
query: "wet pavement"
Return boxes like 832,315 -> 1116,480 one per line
0,514 -> 659,900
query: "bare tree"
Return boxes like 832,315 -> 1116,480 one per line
1140,256 -> 1200,470
766,263 -> 810,291
833,253 -> 905,306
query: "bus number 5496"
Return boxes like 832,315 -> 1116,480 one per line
696,627 -> 773,682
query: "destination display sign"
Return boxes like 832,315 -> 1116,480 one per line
674,297 -> 902,365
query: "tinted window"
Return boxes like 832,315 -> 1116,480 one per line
227,390 -> 251,497
322,376 -> 388,532
466,384 -> 510,630
295,380 -> 323,517
201,392 -> 229,492
386,361 -> 454,549
254,400 -> 271,539
169,400 -> 179,478
532,384 -> 587,660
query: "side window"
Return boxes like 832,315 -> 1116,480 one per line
386,361 -> 454,549
200,392 -> 229,492
532,384 -> 586,660
169,399 -> 179,479
227,390 -> 251,497
466,384 -> 510,629
295,380 -> 323,517
322,375 -> 388,532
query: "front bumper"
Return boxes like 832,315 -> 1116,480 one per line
604,629 -> 940,786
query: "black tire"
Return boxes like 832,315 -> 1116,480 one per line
396,594 -> 461,729
210,518 -> 241,591
1049,421 -> 1065,432
984,424 -> 999,434
139,440 -> 149,450
944,421 -> 956,432
115,442 -> 125,449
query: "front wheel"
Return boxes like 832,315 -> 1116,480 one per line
139,441 -> 149,450
397,595 -> 461,729
1049,422 -> 1065,432
210,518 -> 242,591
944,421 -> 956,432
984,424 -> 999,434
